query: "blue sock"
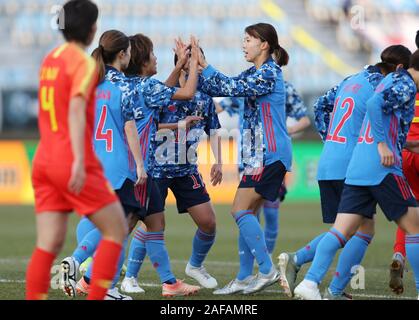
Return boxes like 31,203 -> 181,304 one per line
329,232 -> 373,295
145,231 -> 176,284
295,233 -> 327,267
72,227 -> 102,265
406,234 -> 419,293
233,210 -> 272,274
237,232 -> 254,280
305,228 -> 347,284
263,200 -> 279,254
111,238 -> 128,288
189,229 -> 216,268
125,226 -> 147,278
76,218 -> 96,244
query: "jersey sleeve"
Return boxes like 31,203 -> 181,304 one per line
69,55 -> 98,100
200,64 -> 277,97
120,81 -> 137,122
369,77 -> 417,144
143,78 -> 177,109
285,81 -> 307,120
314,85 -> 338,141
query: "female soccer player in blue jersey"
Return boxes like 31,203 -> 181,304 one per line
216,81 -> 310,260
60,29 -> 147,300
118,33 -> 203,297
121,46 -> 222,292
279,45 -> 413,300
294,50 -> 419,300
192,23 -> 291,295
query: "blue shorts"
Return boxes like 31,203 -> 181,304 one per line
115,177 -> 164,220
338,174 -> 417,221
239,161 -> 287,202
155,173 -> 210,214
115,179 -> 144,218
318,180 -> 345,224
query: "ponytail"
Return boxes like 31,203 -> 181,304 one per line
91,30 -> 130,83
273,45 -> 289,67
91,45 -> 106,83
374,45 -> 412,75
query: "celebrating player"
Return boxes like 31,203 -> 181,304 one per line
279,45 -> 412,299
121,44 -> 222,292
216,80 -> 310,259
120,33 -> 203,297
294,49 -> 419,300
27,0 -> 127,300
196,23 -> 290,295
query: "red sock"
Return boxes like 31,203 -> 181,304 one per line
87,239 -> 122,300
393,226 -> 406,257
26,247 -> 56,300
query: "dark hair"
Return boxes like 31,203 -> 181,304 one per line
173,45 -> 205,66
59,0 -> 98,46
375,45 -> 411,74
244,23 -> 289,67
125,34 -> 154,76
416,30 -> 419,49
410,49 -> 419,71
91,30 -> 130,83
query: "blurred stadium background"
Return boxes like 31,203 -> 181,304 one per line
0,0 -> 419,300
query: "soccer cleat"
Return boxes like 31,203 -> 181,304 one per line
121,277 -> 145,294
278,252 -> 300,297
294,279 -> 322,300
60,257 -> 79,298
323,287 -> 352,300
79,257 -> 92,276
105,287 -> 133,300
162,280 -> 200,297
75,277 -> 89,296
242,266 -> 280,294
389,254 -> 405,295
185,263 -> 218,289
213,276 -> 255,295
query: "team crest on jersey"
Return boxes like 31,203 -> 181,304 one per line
133,107 -> 143,119
168,105 -> 177,113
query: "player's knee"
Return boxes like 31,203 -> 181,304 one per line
199,219 -> 216,234
37,237 -> 65,255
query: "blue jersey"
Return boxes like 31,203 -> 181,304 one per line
346,68 -> 417,185
129,76 -> 176,174
200,57 -> 292,171
220,81 -> 307,120
219,81 -> 307,171
152,91 -> 221,178
93,66 -> 138,189
316,65 -> 383,180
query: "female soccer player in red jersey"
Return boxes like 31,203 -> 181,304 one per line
26,0 -> 127,300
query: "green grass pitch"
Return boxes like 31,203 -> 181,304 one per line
0,203 -> 417,300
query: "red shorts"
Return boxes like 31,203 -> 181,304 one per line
32,161 -> 118,215
402,150 -> 419,200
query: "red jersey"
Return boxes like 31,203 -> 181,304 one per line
407,93 -> 419,141
35,42 -> 99,166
